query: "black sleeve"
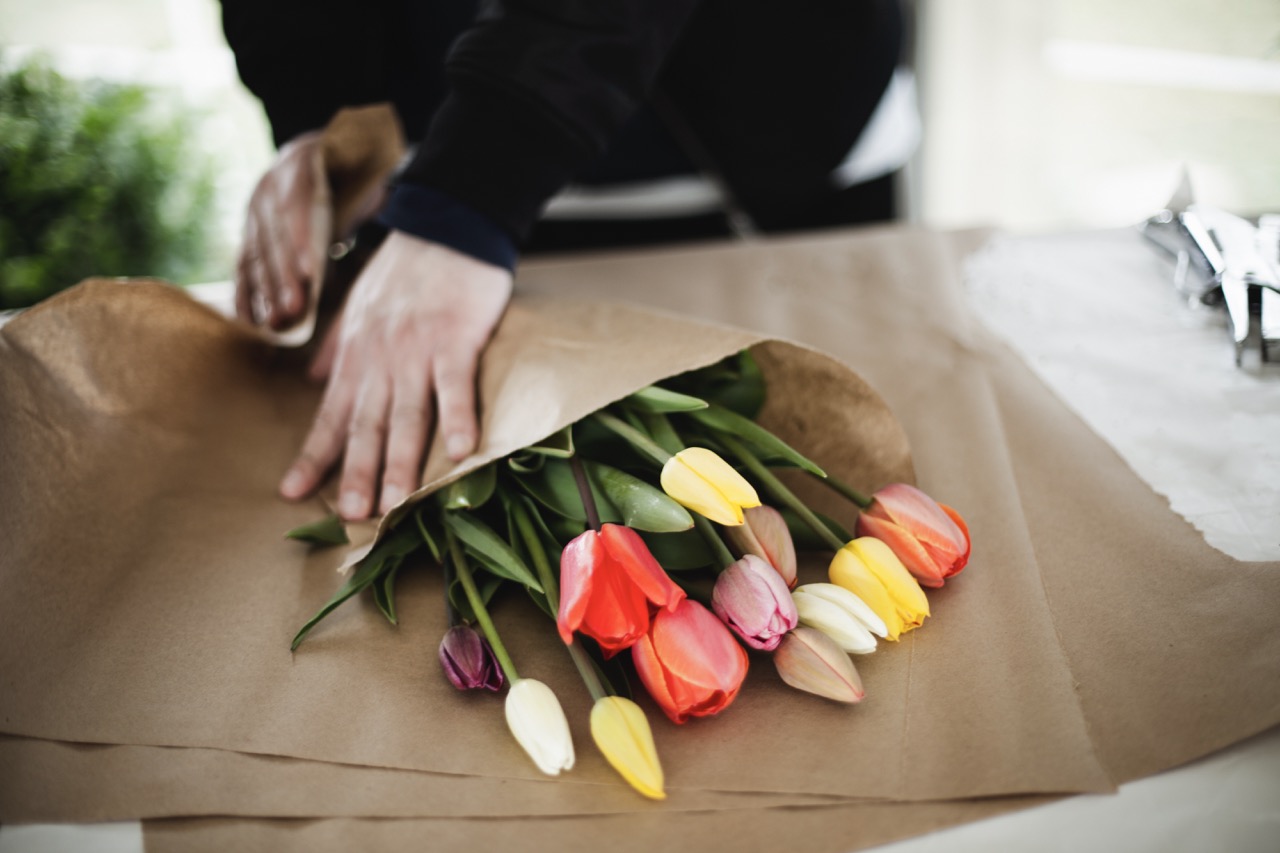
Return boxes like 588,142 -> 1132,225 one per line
396,0 -> 702,243
219,0 -> 399,147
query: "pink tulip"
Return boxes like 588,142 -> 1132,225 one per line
724,505 -> 798,589
711,555 -> 798,651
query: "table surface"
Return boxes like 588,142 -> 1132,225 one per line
2,228 -> 1277,853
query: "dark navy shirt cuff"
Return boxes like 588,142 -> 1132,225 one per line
377,184 -> 519,273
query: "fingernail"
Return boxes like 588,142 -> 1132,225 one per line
380,485 -> 406,512
446,434 -> 473,460
339,490 -> 366,519
281,289 -> 298,313
280,469 -> 307,498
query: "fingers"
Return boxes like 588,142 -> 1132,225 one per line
336,372 -> 392,520
279,376 -> 354,504
235,132 -> 323,329
434,346 -> 480,462
279,233 -> 513,521
379,362 -> 433,515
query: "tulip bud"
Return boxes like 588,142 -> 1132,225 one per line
857,483 -> 970,588
590,696 -> 666,800
791,583 -> 882,654
829,537 -> 930,641
712,555 -> 798,651
504,678 -> 575,776
438,624 -> 505,691
724,505 -> 798,588
773,627 -> 865,703
660,447 -> 761,526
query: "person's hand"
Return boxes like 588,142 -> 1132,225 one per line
235,131 -> 324,330
279,230 -> 514,520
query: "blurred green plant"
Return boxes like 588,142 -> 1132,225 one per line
0,55 -> 219,309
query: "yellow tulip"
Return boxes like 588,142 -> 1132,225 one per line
660,447 -> 760,526
589,696 -> 666,800
828,537 -> 930,641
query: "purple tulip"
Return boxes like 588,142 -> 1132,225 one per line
438,624 -> 504,691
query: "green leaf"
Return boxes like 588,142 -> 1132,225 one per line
779,507 -> 852,550
448,574 -> 502,622
626,385 -> 709,413
290,521 -> 428,650
413,510 -> 443,564
511,458 -> 621,525
639,528 -> 715,571
525,426 -> 575,458
636,411 -> 685,457
291,557 -> 386,651
710,350 -> 766,417
689,403 -> 826,477
507,452 -> 545,474
585,460 -> 692,533
438,464 -> 497,510
284,514 -> 349,546
443,511 -> 543,593
372,558 -> 403,625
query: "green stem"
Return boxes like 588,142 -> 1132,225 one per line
445,525 -> 519,683
567,642 -> 608,701
693,513 -> 736,569
511,497 -> 561,613
719,433 -> 846,552
817,473 -> 873,510
441,547 -> 461,628
569,454 -> 603,532
511,493 -> 608,701
592,411 -> 673,466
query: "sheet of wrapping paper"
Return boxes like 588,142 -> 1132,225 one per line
129,226 -> 1280,852
0,246 -> 1116,810
3,224 -> 1278,848
0,736 -> 837,822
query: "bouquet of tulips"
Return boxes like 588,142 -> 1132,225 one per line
288,351 -> 970,800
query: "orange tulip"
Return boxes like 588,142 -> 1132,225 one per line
558,523 -> 685,656
857,483 -> 970,588
632,599 -> 749,723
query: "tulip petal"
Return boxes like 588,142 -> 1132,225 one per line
677,448 -> 761,509
660,455 -> 743,525
601,523 -> 685,612
774,627 -> 865,703
505,679 -> 575,776
792,590 -> 877,654
728,505 -> 798,589
634,600 -> 748,723
795,582 -> 888,638
590,696 -> 666,800
938,504 -> 971,575
857,512 -> 946,587
848,537 -> 931,630
557,531 -> 602,644
828,548 -> 905,640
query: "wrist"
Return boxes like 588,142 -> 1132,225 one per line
378,184 -> 519,273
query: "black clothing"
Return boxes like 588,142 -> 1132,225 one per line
221,0 -> 902,251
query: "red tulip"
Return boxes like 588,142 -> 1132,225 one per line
558,523 -> 685,656
856,483 -> 970,588
632,599 -> 749,724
